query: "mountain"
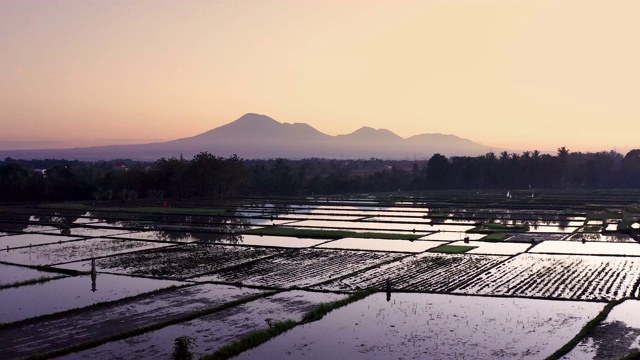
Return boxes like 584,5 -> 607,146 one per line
0,113 -> 500,161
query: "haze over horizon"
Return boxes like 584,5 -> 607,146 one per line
1,1 -> 639,154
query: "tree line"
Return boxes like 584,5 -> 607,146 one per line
1,148 -> 639,202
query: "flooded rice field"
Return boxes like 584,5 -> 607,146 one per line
236,292 -> 602,360
0,284 -> 264,359
0,233 -> 85,249
0,274 -> 183,323
564,299 -> 640,359
62,290 -> 347,360
530,240 -> 640,256
313,252 -> 507,292
0,238 -> 173,266
195,248 -> 405,288
455,253 -> 640,301
0,262 -> 64,286
59,244 -> 283,278
1,191 -> 639,359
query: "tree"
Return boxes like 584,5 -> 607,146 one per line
622,149 -> 640,187
557,146 -> 570,188
426,153 -> 450,189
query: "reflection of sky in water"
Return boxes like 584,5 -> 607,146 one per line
235,234 -> 328,248
0,274 -> 184,323
602,300 -> 640,329
361,216 -> 432,223
566,300 -> 640,359
272,213 -> 365,221
0,238 -> 171,266
526,225 -> 579,233
0,233 -> 83,249
530,240 -> 640,255
237,293 -> 602,360
66,290 -> 347,360
0,263 -> 62,285
288,220 -> 471,233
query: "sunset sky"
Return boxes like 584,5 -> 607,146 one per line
1,0 -> 639,154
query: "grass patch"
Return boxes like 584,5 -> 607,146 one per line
300,289 -> 372,322
201,290 -> 374,360
429,244 -> 476,253
25,290 -> 277,359
469,222 -> 529,233
581,225 -> 603,232
200,320 -> 297,360
481,233 -> 509,242
545,298 -> 626,360
618,220 -> 637,231
586,212 -> 621,221
243,227 -> 421,240
0,275 -> 65,290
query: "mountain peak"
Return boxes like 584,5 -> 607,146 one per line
233,113 -> 280,125
353,126 -> 376,133
342,126 -> 403,142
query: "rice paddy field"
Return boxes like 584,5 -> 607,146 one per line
1,189 -> 640,359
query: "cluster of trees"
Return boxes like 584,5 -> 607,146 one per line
1,148 -> 639,202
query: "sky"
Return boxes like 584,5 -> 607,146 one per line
1,0 -> 639,154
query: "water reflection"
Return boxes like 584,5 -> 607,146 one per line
98,210 -> 253,245
91,258 -> 97,292
386,279 -> 391,302
427,207 -> 577,230
154,230 -> 246,245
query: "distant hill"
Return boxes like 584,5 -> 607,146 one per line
0,113 -> 500,161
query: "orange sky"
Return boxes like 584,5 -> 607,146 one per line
1,0 -> 639,154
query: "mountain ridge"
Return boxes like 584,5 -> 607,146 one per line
0,113 -> 500,161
